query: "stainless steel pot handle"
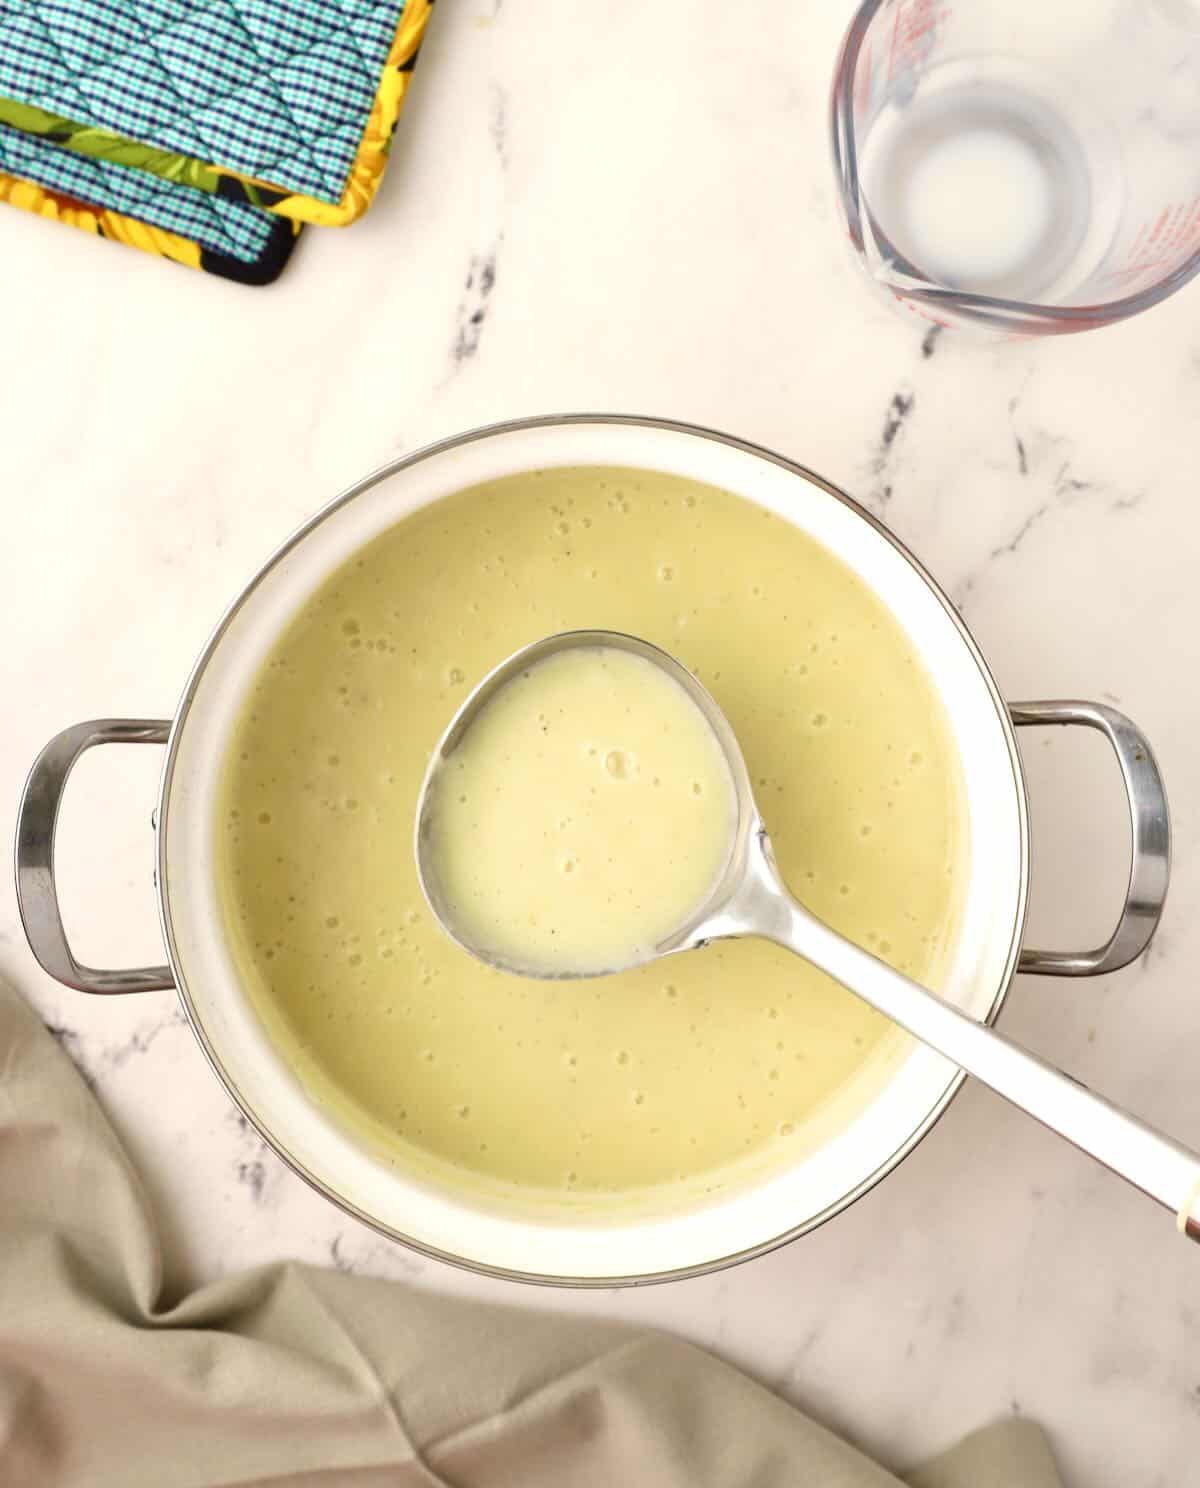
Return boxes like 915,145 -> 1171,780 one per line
14,719 -> 174,994
1011,701 -> 1170,977
13,703 -> 1168,990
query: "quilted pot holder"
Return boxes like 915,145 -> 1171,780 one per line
0,0 -> 434,284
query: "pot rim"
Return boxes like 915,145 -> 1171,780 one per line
154,413 -> 1030,1288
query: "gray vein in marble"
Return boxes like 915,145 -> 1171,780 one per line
942,1287 -> 971,1340
954,502 -> 1050,609
1031,443 -> 1142,515
103,1006 -> 187,1069
904,1300 -> 938,1361
920,325 -> 942,359
1138,930 -> 1171,975
448,84 -> 508,374
452,252 -> 498,366
770,1323 -> 825,1392
1053,461 -> 1093,500
329,1227 -> 427,1281
488,80 -> 509,168
229,1110 -> 280,1206
948,416 -> 1148,610
236,1156 -> 268,1202
41,1006 -> 186,1094
44,1022 -> 97,1092
993,501 -> 1051,560
867,389 -> 915,510
329,1234 -> 355,1273
1110,488 -> 1147,512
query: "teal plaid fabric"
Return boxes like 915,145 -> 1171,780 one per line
0,0 -> 406,204
0,118 -> 280,260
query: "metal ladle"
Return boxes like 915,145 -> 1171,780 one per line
415,629 -> 1200,1242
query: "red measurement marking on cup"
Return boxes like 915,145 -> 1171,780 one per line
886,0 -> 945,83
854,36 -> 874,124
1101,198 -> 1200,294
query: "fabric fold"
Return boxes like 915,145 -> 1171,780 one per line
0,979 -> 1062,1487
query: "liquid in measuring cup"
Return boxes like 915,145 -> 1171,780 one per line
859,58 -> 1124,303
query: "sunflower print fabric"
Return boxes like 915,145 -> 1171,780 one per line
0,168 -> 205,273
0,0 -> 434,284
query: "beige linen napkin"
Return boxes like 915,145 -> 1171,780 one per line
0,979 -> 1061,1488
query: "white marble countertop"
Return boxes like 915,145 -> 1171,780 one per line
3,2 -> 1199,1483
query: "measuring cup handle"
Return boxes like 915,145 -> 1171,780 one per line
15,719 -> 174,994
1010,701 -> 1169,977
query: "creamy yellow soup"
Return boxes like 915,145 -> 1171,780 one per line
216,467 -> 965,1215
425,645 -> 737,975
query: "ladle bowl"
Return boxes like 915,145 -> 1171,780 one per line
416,629 -> 1200,1244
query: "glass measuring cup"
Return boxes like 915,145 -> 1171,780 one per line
831,0 -> 1200,334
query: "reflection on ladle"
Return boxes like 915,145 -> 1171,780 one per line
416,630 -> 1200,1243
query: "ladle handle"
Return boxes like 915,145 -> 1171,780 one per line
749,844 -> 1200,1243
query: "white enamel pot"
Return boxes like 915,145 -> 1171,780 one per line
15,417 -> 1170,1285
